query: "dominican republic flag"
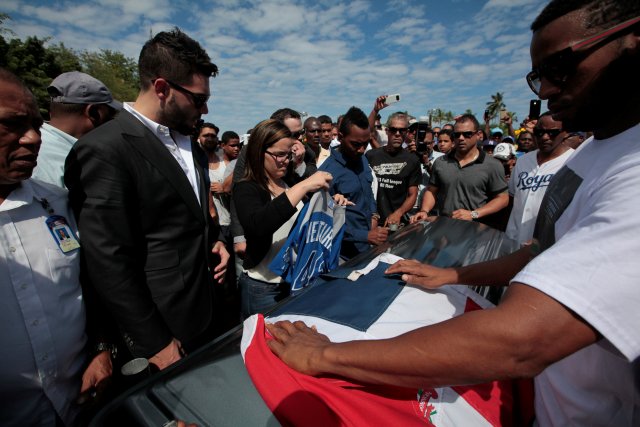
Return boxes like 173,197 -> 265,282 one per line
242,254 -> 533,426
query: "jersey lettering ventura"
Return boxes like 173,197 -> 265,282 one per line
269,190 -> 346,292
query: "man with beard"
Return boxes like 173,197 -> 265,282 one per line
411,114 -> 508,222
268,1 -> 640,424
65,28 -> 229,371
506,113 -> 573,245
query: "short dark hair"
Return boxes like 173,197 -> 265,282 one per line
339,107 -> 369,136
438,128 -> 453,139
304,116 -> 318,128
270,108 -> 301,123
532,0 -> 640,32
200,122 -> 219,134
49,102 -> 87,117
138,27 -> 218,90
221,130 -> 239,144
243,119 -> 292,194
455,114 -> 481,131
317,115 -> 332,125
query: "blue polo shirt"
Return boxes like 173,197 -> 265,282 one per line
319,149 -> 376,258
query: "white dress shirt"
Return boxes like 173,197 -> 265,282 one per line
0,179 -> 86,426
124,103 -> 201,204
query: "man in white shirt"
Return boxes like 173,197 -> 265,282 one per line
0,68 -> 112,426
32,71 -> 121,188
267,2 -> 640,425
506,112 -> 573,245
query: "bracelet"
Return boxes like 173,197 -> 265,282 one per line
371,213 -> 380,222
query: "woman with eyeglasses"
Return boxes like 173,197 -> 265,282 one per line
233,119 -> 342,318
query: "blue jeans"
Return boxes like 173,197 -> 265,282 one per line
239,273 -> 290,319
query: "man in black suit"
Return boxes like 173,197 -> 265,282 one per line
65,28 -> 229,370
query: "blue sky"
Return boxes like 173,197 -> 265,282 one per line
4,0 -> 547,134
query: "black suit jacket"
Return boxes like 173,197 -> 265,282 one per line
65,110 -> 222,358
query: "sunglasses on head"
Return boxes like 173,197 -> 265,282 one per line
526,15 -> 640,95
452,131 -> 477,139
533,128 -> 563,138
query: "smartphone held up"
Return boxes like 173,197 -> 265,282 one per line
384,94 -> 401,106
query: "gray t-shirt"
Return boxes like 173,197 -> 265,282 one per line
429,150 -> 507,216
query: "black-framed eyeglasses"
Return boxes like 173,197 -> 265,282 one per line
387,127 -> 408,134
526,15 -> 640,95
265,150 -> 293,162
453,131 -> 478,139
154,78 -> 210,109
533,128 -> 563,138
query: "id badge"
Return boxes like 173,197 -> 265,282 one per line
46,215 -> 80,253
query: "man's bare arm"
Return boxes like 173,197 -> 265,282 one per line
385,244 -> 532,289
268,283 -> 598,388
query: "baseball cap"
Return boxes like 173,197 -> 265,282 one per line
491,127 -> 503,135
47,71 -> 122,110
493,142 -> 516,160
502,136 -> 514,143
483,140 -> 497,147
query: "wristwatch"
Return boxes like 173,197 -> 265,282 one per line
471,210 -> 479,220
93,342 -> 118,360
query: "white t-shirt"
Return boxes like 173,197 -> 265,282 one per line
208,160 -> 231,226
505,149 -> 574,245
512,122 -> 640,426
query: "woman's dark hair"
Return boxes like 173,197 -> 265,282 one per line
243,119 -> 292,194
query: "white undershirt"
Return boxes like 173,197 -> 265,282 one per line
124,104 -> 201,204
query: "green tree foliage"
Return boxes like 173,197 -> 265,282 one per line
81,49 -> 139,102
485,92 -> 506,123
1,36 -> 63,113
1,14 -> 138,112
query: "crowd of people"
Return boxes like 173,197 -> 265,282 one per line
1,0 -> 638,425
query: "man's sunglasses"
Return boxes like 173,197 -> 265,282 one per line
154,78 -> 210,109
526,15 -> 640,95
307,129 -> 321,134
533,128 -> 563,138
387,127 -> 408,134
452,131 -> 478,139
291,129 -> 305,140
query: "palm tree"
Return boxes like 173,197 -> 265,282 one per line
485,92 -> 506,123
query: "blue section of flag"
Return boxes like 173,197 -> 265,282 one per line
270,263 -> 403,331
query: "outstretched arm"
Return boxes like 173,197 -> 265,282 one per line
267,283 -> 598,388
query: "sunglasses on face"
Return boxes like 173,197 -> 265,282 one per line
265,150 -> 293,162
452,131 -> 478,139
291,129 -> 305,140
526,15 -> 640,95
533,128 -> 563,138
307,129 -> 321,134
155,78 -> 210,109
387,127 -> 408,135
